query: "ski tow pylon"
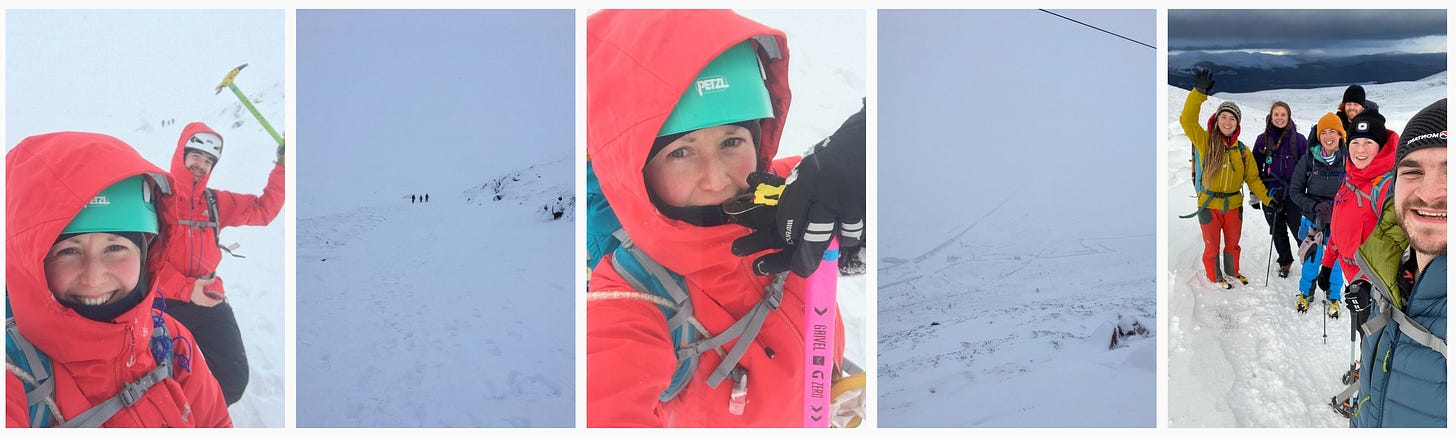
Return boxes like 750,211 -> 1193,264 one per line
215,63 -> 285,147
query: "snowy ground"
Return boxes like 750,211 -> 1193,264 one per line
6,11 -> 286,427
296,158 -> 574,427
876,10 -> 1156,427
1165,72 -> 1447,427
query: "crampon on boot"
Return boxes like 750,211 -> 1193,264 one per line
1227,274 -> 1249,285
1296,294 -> 1311,312
1326,300 -> 1341,319
1331,396 -> 1357,418
1214,278 -> 1233,289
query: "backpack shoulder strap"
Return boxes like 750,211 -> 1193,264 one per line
6,316 -> 61,427
605,230 -> 700,402
600,230 -> 790,402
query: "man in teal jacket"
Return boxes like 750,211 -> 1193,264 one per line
1344,98 -> 1446,428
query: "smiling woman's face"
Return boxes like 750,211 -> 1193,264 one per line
44,233 -> 142,307
644,124 -> 758,208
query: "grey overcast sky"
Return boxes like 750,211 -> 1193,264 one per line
1170,9 -> 1446,55
297,10 -> 573,212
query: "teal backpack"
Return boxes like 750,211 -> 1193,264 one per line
585,161 -> 786,402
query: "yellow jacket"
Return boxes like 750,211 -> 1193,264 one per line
1180,89 -> 1273,212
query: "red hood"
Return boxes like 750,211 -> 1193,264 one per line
171,121 -> 222,197
6,132 -> 168,363
1345,129 -> 1399,184
587,10 -> 792,276
1205,113 -> 1242,146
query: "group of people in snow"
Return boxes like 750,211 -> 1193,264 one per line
410,193 -> 430,203
1183,67 -> 1446,427
7,124 -> 285,427
585,10 -> 866,427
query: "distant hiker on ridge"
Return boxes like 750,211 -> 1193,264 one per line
150,122 -> 285,405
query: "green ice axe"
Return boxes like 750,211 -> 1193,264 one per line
216,64 -> 285,147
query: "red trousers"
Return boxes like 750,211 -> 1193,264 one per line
1198,207 -> 1243,282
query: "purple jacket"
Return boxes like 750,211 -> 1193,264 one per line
1252,119 -> 1307,199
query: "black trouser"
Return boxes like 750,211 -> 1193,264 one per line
165,299 -> 249,405
1262,200 -> 1302,267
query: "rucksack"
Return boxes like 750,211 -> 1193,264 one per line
4,292 -> 188,427
1181,140 -> 1251,218
1342,172 -> 1395,218
584,161 -> 787,402
176,188 -> 244,258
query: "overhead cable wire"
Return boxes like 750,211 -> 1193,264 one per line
1038,9 -> 1156,50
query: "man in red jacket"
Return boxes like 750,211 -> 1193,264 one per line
149,122 -> 285,405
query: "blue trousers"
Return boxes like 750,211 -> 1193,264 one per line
1297,217 -> 1345,300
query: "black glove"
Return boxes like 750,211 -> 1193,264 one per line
729,103 -> 866,278
1266,197 -> 1281,212
1316,266 -> 1333,292
1193,67 -> 1216,94
1314,201 -> 1333,227
1344,280 -> 1373,325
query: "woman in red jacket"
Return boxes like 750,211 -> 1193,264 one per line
586,10 -> 846,427
1315,109 -> 1398,317
6,132 -> 231,427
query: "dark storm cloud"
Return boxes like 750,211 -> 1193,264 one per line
1170,9 -> 1445,52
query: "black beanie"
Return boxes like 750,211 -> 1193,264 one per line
1342,85 -> 1366,105
1396,98 -> 1447,164
1347,109 -> 1388,147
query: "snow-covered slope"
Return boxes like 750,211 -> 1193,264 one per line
876,10 -> 1156,428
296,157 -> 574,427
1165,72 -> 1447,427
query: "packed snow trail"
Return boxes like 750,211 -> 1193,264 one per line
1165,73 -> 1447,427
296,159 -> 574,427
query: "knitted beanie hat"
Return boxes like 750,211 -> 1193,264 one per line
1347,109 -> 1388,148
1316,112 -> 1346,141
1396,98 -> 1447,164
1342,85 -> 1366,105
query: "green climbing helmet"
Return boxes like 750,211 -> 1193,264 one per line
658,40 -> 774,137
61,175 -> 159,236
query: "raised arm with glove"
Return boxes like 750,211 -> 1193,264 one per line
728,102 -> 866,278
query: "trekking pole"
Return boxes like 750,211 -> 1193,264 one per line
1323,299 -> 1328,344
1264,230 -> 1275,286
803,238 -> 840,428
215,64 -> 285,147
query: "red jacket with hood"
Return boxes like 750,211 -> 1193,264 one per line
6,132 -> 231,427
586,10 -> 845,427
1323,129 -> 1399,281
150,122 -> 284,302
